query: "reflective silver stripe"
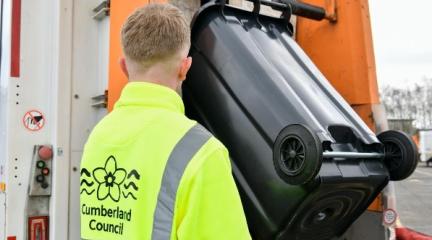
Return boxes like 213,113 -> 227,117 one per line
152,124 -> 212,240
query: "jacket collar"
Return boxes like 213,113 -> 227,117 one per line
114,82 -> 185,114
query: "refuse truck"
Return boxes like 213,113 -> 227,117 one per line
0,0 -> 422,239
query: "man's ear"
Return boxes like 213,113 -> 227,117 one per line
178,57 -> 192,81
119,57 -> 129,78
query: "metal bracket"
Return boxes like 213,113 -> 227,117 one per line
324,0 -> 337,22
218,0 -> 261,15
93,0 -> 110,21
266,0 -> 327,21
218,0 -> 262,25
281,2 -> 293,25
91,90 -> 108,108
252,0 -> 261,16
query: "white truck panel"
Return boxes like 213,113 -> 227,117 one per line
5,0 -> 56,239
419,130 -> 432,161
49,0 -> 73,239
68,0 -> 109,238
0,0 -> 108,239
0,0 -> 12,237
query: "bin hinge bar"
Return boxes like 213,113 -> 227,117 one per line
323,151 -> 385,159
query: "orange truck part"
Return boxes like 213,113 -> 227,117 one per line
108,0 -> 166,111
296,0 -> 380,131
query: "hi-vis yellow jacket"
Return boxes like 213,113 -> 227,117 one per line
80,82 -> 251,240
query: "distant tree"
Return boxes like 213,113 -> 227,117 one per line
380,77 -> 432,129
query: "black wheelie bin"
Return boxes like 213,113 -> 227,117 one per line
183,1 -> 418,239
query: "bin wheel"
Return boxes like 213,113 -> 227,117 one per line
377,130 -> 418,181
273,124 -> 322,185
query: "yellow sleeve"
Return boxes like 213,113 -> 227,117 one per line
175,146 -> 251,240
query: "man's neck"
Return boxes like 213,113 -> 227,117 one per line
129,67 -> 178,91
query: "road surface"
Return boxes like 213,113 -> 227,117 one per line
395,162 -> 432,235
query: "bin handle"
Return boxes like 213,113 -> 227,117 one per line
281,2 -> 292,24
218,0 -> 225,14
217,0 -> 261,17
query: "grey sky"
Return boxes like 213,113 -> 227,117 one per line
369,0 -> 432,89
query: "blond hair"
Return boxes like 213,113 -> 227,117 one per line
121,4 -> 190,67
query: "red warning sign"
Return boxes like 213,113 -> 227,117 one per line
23,110 -> 45,131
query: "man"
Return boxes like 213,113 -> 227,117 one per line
80,3 -> 251,240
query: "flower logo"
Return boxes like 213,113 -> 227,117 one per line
93,156 -> 126,202
81,155 -> 139,201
